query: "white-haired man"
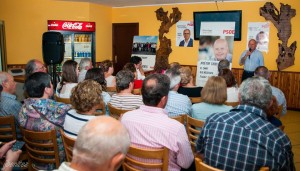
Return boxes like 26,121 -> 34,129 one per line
54,116 -> 130,171
0,72 -> 22,138
197,77 -> 295,170
164,68 -> 192,117
78,58 -> 93,82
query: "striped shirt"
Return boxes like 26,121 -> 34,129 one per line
63,109 -> 96,139
121,105 -> 194,170
196,105 -> 295,171
165,91 -> 192,117
109,94 -> 143,110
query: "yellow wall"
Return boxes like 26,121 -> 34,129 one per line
0,0 -> 299,72
112,0 -> 300,71
0,0 -> 112,64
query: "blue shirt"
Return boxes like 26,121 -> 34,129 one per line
0,92 -> 22,138
191,102 -> 232,121
271,86 -> 287,116
196,105 -> 295,171
165,91 -> 192,117
239,49 -> 264,71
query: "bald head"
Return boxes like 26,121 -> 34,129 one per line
213,39 -> 229,61
72,116 -> 130,170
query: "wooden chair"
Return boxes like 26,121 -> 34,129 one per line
60,129 -> 75,162
195,157 -> 269,171
0,115 -> 17,141
132,88 -> 141,95
107,103 -> 131,120
224,101 -> 240,107
54,94 -> 71,104
189,97 -> 202,104
123,146 -> 169,171
171,114 -> 186,124
195,157 -> 222,171
186,116 -> 205,154
22,128 -> 60,170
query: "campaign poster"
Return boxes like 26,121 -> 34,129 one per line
196,22 -> 235,87
247,22 -> 270,53
132,36 -> 158,71
176,21 -> 194,47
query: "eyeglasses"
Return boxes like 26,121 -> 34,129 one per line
184,33 -> 190,34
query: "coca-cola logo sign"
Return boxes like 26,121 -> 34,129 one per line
62,22 -> 83,30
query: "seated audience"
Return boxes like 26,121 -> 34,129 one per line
102,60 -> 116,87
123,62 -> 143,89
78,58 -> 93,82
121,74 -> 194,170
55,116 -> 130,171
25,59 -> 47,78
192,76 -> 232,121
0,72 -> 22,138
19,72 -> 71,169
130,56 -> 145,80
196,77 -> 295,170
0,140 -> 22,171
84,68 -> 111,105
169,62 -> 181,71
254,66 -> 287,116
109,70 -> 143,110
217,59 -> 230,74
178,67 -> 202,97
56,60 -> 79,98
165,68 -> 192,117
219,68 -> 239,102
63,80 -> 103,138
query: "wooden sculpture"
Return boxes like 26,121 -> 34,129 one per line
260,2 -> 297,71
154,7 -> 182,72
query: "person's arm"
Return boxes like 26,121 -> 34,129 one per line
2,149 -> 22,171
239,51 -> 251,66
176,125 -> 194,169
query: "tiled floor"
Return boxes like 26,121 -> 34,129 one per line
281,110 -> 300,170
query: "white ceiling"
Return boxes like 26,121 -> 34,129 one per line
57,0 -> 261,8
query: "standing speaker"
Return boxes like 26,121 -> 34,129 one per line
42,32 -> 64,65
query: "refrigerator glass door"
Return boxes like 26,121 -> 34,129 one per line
74,33 -> 92,64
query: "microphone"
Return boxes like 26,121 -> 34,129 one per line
248,48 -> 252,59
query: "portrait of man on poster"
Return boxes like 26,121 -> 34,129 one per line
179,29 -> 193,47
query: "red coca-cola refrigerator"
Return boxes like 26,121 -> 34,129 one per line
48,20 -> 96,71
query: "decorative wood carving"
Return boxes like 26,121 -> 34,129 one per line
260,2 -> 297,71
154,7 -> 182,72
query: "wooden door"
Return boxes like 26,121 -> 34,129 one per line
112,23 -> 139,75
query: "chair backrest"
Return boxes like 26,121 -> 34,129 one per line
54,94 -> 71,104
224,101 -> 239,107
106,86 -> 117,92
186,116 -> 205,153
107,103 -> 131,119
171,115 -> 186,124
21,128 -> 60,170
123,146 -> 169,171
60,129 -> 76,162
189,97 -> 202,104
195,157 -> 222,171
132,88 -> 141,95
0,115 -> 17,141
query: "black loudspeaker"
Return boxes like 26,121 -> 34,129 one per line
42,32 -> 64,65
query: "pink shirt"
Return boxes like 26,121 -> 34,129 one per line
121,105 -> 194,170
